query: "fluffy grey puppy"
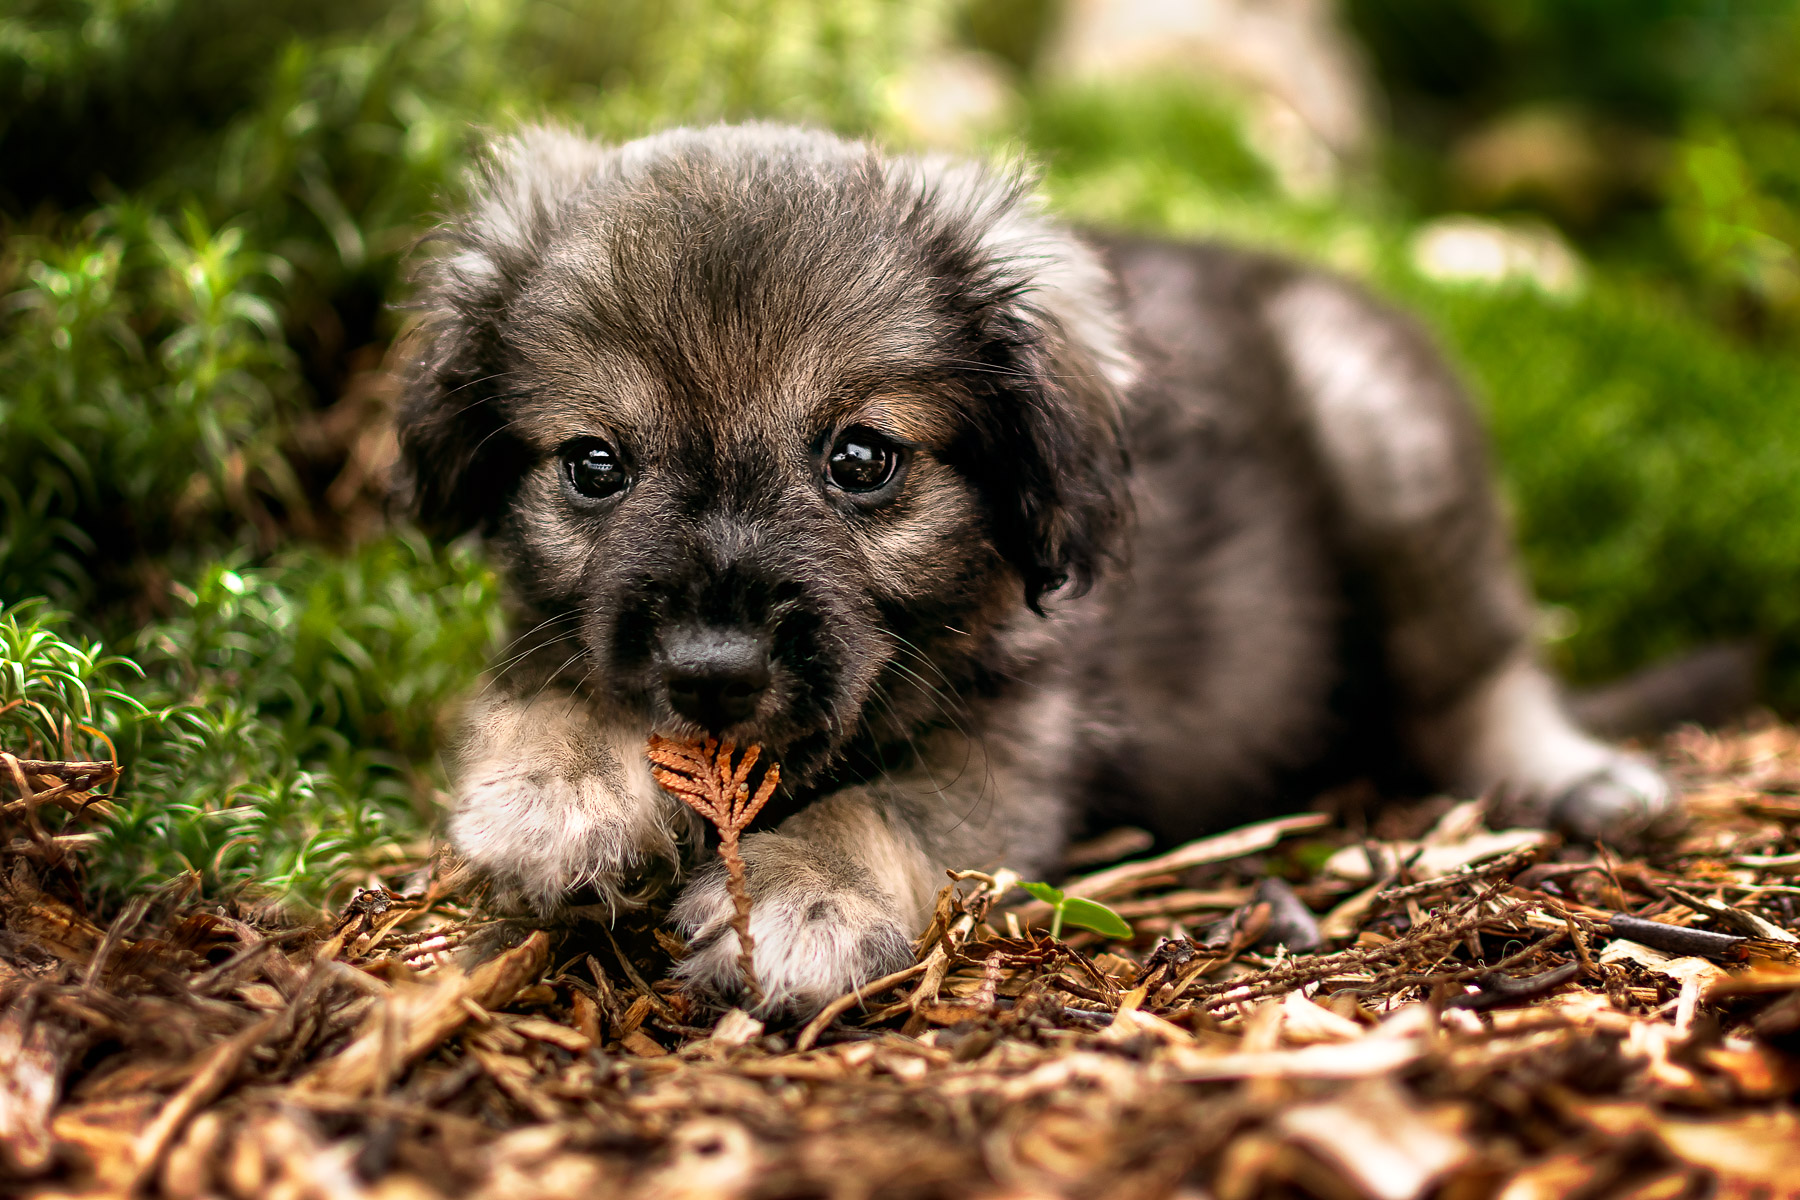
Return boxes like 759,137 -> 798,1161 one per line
398,123 -> 1675,1014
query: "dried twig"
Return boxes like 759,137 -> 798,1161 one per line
1370,846 -> 1541,903
1020,813 -> 1331,921
1606,913 -> 1750,960
0,755 -> 119,821
1662,884 -> 1800,944
1446,961 -> 1582,1011
1192,889 -> 1534,1010
299,930 -> 549,1096
647,735 -> 781,1005
794,961 -> 931,1052
128,1014 -> 280,1192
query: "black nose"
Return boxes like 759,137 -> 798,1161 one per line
661,626 -> 771,731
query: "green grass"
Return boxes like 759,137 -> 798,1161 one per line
1,535 -> 500,910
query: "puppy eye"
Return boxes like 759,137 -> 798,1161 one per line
560,437 -> 629,500
825,426 -> 902,495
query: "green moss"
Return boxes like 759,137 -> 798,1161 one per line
0,535 -> 500,908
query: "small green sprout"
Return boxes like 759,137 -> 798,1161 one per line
1020,881 -> 1134,941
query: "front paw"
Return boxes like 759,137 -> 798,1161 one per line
669,835 -> 914,1016
451,755 -> 691,915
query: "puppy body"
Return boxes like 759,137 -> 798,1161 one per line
404,124 -> 1673,1012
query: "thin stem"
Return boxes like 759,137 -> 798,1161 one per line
717,834 -> 760,1004
647,735 -> 779,1007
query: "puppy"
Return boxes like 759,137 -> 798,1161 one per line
399,123 -> 1675,1013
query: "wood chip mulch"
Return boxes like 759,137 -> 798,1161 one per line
7,724 -> 1800,1199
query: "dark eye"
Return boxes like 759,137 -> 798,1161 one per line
825,426 -> 902,495
560,437 -> 628,500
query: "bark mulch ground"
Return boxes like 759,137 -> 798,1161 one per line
7,723 -> 1800,1199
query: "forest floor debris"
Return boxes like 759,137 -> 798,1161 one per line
8,725 -> 1800,1197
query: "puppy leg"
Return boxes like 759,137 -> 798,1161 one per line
669,791 -> 931,1014
671,722 -> 1071,1014
449,690 -> 694,913
1266,274 -> 1676,843
1408,653 -> 1673,841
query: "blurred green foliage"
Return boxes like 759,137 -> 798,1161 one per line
2,0 -> 1799,902
1344,0 -> 1780,130
0,207 -> 299,606
1345,0 -> 1800,341
1396,274 -> 1800,691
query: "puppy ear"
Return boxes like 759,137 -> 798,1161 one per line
988,281 -> 1133,611
918,163 -> 1134,611
398,126 -> 611,535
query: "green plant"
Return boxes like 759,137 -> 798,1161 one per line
1668,121 -> 1800,333
0,532 -> 501,908
0,598 -> 149,764
0,204 -> 301,608
1020,881 -> 1133,941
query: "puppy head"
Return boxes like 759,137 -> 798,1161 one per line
401,124 -> 1131,779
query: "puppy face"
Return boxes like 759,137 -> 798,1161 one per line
401,125 -> 1132,785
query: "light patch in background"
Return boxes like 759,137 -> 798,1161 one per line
884,48 -> 1018,149
1042,0 -> 1376,198
1409,216 -> 1586,298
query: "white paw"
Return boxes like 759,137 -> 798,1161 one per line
669,835 -> 915,1016
448,694 -> 690,913
1425,657 -> 1682,848
1482,737 -> 1681,849
1544,751 -> 1680,847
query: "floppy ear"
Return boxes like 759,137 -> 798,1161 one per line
914,162 -> 1134,611
981,282 -> 1133,611
398,126 -> 612,536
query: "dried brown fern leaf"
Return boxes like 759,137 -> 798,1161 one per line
646,735 -> 780,1005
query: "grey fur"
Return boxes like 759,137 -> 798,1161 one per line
400,122 -> 1676,1015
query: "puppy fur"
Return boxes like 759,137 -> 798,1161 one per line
400,123 -> 1676,1014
